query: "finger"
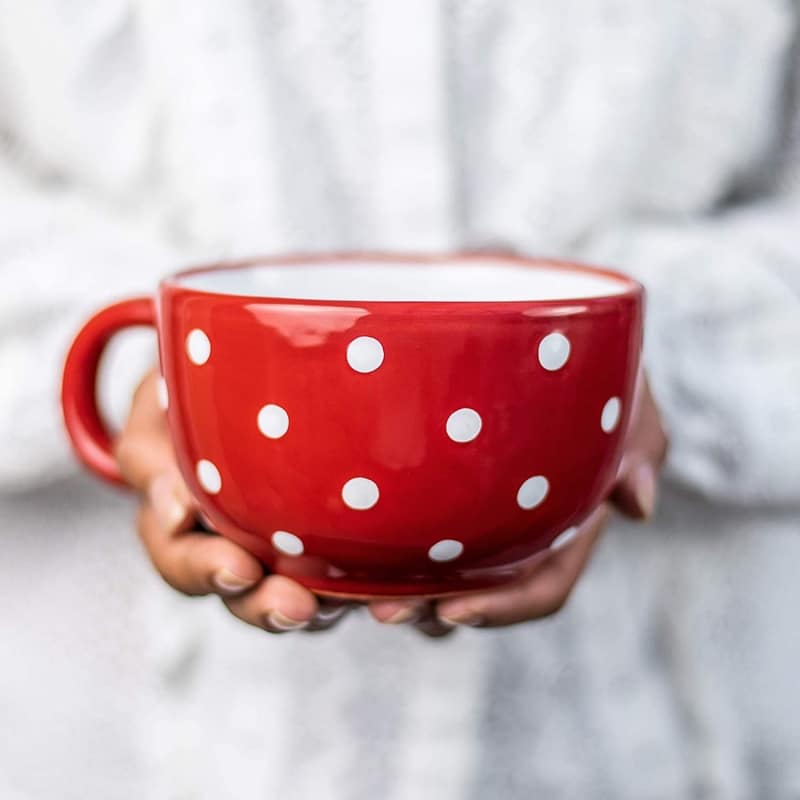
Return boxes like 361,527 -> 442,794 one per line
368,599 -> 427,625
436,505 -> 610,628
223,574 -> 320,632
612,460 -> 659,520
304,600 -> 358,632
118,372 -> 196,536
145,469 -> 194,536
114,371 -> 177,492
138,501 -> 263,597
368,599 -> 454,637
612,376 -> 668,519
412,603 -> 457,639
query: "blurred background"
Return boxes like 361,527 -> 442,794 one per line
1,2 -> 800,798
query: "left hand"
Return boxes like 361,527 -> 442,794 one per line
116,370 -> 355,635
368,374 -> 668,635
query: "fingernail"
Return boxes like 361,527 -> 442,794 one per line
634,463 -> 657,518
314,603 -> 352,623
381,604 -> 423,625
266,611 -> 308,631
212,568 -> 256,596
148,475 -> 189,532
438,611 -> 484,628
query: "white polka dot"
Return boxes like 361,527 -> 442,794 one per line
538,332 -> 571,371
342,477 -> 379,510
601,397 -> 622,433
517,475 -> 550,510
186,329 -> 211,365
428,539 -> 464,562
446,408 -> 483,443
272,530 -> 304,556
196,459 -> 221,494
347,336 -> 384,373
550,526 -> 579,551
257,404 -> 289,439
156,376 -> 169,411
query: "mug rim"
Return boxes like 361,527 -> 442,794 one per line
160,251 -> 643,307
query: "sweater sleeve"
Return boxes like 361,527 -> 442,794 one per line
584,189 -> 800,509
580,16 -> 800,511
0,0 -> 194,493
0,160 -> 187,493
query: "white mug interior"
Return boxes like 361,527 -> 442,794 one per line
174,258 -> 630,303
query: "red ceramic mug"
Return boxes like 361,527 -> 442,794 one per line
62,253 -> 643,598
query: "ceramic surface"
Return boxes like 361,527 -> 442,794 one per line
62,253 -> 643,598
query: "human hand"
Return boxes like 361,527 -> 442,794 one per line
117,371 -> 665,637
368,375 -> 668,635
115,371 -> 353,633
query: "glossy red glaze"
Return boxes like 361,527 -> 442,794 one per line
62,253 -> 643,598
61,297 -> 155,485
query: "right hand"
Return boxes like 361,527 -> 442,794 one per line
115,371 -> 354,634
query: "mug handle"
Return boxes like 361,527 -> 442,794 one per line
61,297 -> 156,486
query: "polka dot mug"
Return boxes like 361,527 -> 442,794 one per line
62,253 -> 643,598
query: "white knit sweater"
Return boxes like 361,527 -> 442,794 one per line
1,2 -> 799,799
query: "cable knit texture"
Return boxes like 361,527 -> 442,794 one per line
1,2 -> 799,798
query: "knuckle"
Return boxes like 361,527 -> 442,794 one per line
136,510 -> 199,597
153,553 -> 198,595
150,560 -> 187,594
531,577 -> 573,619
114,436 -> 153,486
541,589 -> 571,618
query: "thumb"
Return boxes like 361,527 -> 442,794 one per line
612,458 -> 659,520
611,374 -> 668,520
